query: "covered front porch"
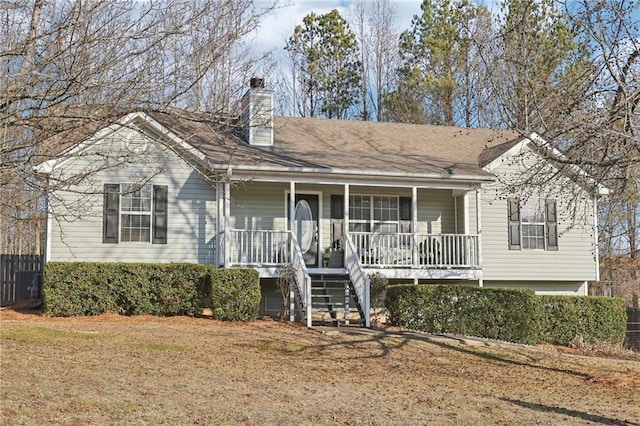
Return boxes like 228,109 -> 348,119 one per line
211,177 -> 486,326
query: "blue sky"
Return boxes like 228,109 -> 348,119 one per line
251,0 -> 504,59
252,0 -> 424,56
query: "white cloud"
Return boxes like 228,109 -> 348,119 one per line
251,0 -> 423,57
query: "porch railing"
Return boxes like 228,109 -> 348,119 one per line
228,229 -> 290,266
344,236 -> 370,327
350,232 -> 479,269
225,229 -> 478,269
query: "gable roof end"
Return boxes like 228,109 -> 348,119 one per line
481,132 -> 609,196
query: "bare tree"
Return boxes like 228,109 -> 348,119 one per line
559,0 -> 639,259
0,0 -> 274,254
349,0 -> 399,122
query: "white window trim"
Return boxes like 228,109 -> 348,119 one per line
349,194 -> 400,233
119,183 -> 154,243
520,198 -> 546,251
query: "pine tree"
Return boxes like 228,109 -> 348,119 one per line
286,9 -> 362,119
389,0 -> 493,126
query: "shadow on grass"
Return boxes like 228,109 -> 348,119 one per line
310,329 -> 409,359
422,338 -> 592,379
311,328 -> 594,379
500,397 -> 640,425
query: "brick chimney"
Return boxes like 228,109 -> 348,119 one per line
241,77 -> 273,146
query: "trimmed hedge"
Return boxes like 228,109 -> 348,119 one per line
386,284 -> 542,344
44,262 -> 261,320
538,295 -> 627,345
210,268 -> 261,321
386,284 -> 627,346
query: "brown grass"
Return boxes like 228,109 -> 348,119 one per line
2,307 -> 639,425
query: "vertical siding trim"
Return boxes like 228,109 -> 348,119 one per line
412,187 -> 418,269
593,196 -> 600,281
216,181 -> 221,267
463,193 -> 469,235
476,189 -> 483,287
224,181 -> 230,267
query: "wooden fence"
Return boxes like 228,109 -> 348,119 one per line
627,308 -> 640,352
0,254 -> 44,306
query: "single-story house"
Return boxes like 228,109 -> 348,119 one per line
36,78 -> 608,327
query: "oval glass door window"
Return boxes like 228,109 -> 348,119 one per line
295,200 -> 313,253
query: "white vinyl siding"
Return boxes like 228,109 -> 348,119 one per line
48,127 -> 217,264
481,147 -> 598,281
483,280 -> 588,296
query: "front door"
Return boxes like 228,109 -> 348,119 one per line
288,194 -> 319,267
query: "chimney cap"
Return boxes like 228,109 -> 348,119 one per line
250,77 -> 265,89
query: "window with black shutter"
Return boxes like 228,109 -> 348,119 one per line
102,183 -> 168,244
507,197 -> 558,251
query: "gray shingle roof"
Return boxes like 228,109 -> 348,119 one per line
147,112 -> 521,181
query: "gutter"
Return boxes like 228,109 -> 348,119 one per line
209,164 -> 496,184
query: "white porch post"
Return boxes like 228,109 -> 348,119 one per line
412,186 -> 418,274
215,181 -> 221,267
344,184 -> 350,262
224,180 -> 231,268
289,181 -> 296,322
593,195 -> 600,283
475,188 -> 483,287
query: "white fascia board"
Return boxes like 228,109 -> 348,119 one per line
226,170 -> 487,190
33,114 -> 133,174
483,132 -> 609,196
139,113 -> 209,165
211,164 -> 495,184
33,111 -> 210,174
529,133 -> 610,196
482,136 -> 532,172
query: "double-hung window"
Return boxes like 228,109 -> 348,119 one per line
349,195 -> 400,233
103,183 -> 168,244
120,183 -> 152,242
508,197 -> 558,251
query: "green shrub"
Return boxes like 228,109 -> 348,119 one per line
386,284 -> 543,344
538,295 -> 627,346
386,284 -> 628,347
209,268 -> 260,321
45,263 -> 261,321
44,262 -> 212,317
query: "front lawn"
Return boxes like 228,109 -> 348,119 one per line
1,308 -> 638,425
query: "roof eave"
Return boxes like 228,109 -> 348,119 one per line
210,163 -> 495,183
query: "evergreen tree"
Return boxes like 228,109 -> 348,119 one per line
389,0 -> 493,126
497,0 -> 588,133
286,9 -> 362,119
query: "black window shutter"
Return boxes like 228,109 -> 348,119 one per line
400,197 -> 412,221
546,199 -> 558,251
103,184 -> 119,244
507,198 -> 521,250
331,195 -> 343,219
153,185 -> 168,244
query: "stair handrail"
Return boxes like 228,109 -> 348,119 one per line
344,235 -> 371,327
290,232 -> 312,327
